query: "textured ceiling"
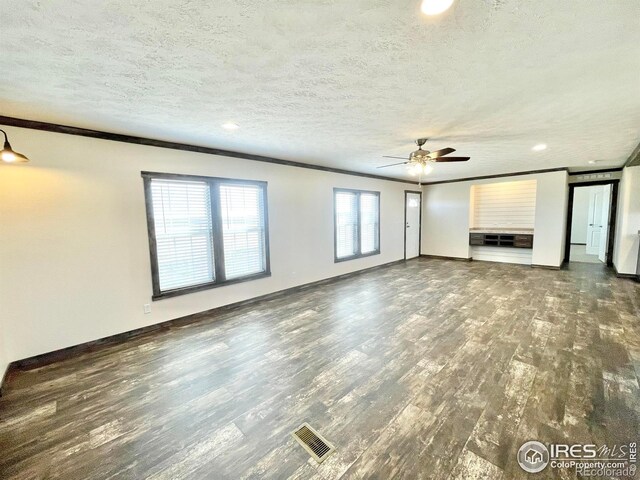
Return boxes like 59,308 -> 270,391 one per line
1,0 -> 639,181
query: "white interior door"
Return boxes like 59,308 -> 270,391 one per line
586,186 -> 604,255
598,184 -> 611,263
405,192 -> 421,259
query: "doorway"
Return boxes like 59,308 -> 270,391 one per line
564,180 -> 619,267
404,190 -> 422,260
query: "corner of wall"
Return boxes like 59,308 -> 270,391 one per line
613,165 -> 640,274
559,171 -> 570,266
531,170 -> 569,268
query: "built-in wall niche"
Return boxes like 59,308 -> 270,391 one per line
469,179 -> 537,265
470,179 -> 537,230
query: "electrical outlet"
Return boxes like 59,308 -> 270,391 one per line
143,304 -> 151,314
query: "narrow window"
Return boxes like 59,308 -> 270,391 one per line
219,183 -> 267,280
360,193 -> 380,254
150,179 -> 215,291
334,188 -> 380,262
335,190 -> 359,259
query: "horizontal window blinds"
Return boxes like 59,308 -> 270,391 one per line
150,179 -> 215,291
220,184 -> 267,279
335,191 -> 359,259
334,189 -> 380,261
360,193 -> 379,254
145,173 -> 270,297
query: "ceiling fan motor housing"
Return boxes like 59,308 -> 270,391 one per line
410,149 -> 430,161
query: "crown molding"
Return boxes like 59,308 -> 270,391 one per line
420,167 -> 568,186
0,115 -> 416,185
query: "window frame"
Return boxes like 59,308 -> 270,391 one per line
333,188 -> 381,263
142,171 -> 271,300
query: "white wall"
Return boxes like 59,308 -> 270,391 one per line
421,170 -> 569,267
571,186 -> 590,244
532,171 -> 569,267
421,181 -> 472,259
0,126 -> 417,363
614,166 -> 640,275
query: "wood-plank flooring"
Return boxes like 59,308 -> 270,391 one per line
0,258 -> 639,479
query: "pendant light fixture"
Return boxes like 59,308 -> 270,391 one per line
0,129 -> 30,164
421,0 -> 455,15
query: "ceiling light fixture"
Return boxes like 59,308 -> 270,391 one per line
0,129 -> 30,164
222,122 -> 239,131
532,144 -> 547,152
408,162 -> 433,176
421,0 -> 455,15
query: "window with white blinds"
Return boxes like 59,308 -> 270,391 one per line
220,184 -> 266,280
335,191 -> 359,259
360,193 -> 379,254
334,188 -> 380,261
143,173 -> 270,298
150,179 -> 215,292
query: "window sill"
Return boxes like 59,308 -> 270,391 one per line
334,250 -> 381,263
152,271 -> 271,301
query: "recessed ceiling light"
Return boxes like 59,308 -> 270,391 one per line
222,122 -> 239,131
421,0 -> 455,15
532,144 -> 547,151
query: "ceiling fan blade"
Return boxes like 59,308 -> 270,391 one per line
382,155 -> 409,160
377,161 -> 409,168
427,147 -> 456,158
433,156 -> 470,162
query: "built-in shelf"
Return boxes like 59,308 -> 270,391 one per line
469,230 -> 534,249
469,179 -> 537,263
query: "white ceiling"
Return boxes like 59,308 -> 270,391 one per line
1,0 -> 639,182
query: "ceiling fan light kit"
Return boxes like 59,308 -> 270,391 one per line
421,0 -> 455,15
378,138 -> 470,183
409,163 -> 433,176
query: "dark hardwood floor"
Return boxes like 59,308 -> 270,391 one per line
0,258 -> 638,479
